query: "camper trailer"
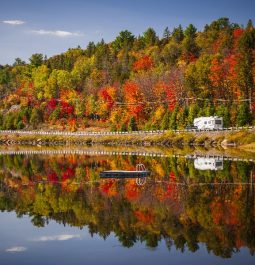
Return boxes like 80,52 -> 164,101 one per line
194,157 -> 224,171
193,116 -> 223,130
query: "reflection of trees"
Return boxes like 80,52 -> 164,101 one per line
0,154 -> 254,257
31,214 -> 47,227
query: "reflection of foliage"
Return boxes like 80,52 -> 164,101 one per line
31,214 -> 47,227
0,154 -> 254,258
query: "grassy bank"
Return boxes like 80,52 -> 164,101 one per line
0,129 -> 255,148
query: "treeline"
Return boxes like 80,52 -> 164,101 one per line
0,17 -> 255,130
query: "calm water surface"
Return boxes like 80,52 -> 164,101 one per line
0,151 -> 254,265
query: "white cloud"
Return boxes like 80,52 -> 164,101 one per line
30,29 -> 83,37
2,20 -> 25,25
6,246 -> 27,252
33,234 -> 81,242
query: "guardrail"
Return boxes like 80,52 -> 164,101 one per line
0,126 -> 254,137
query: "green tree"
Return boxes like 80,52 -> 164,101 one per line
44,70 -> 59,99
204,100 -> 215,116
32,65 -> 50,99
13,58 -> 26,66
143,28 -> 158,46
0,113 -> 3,129
120,123 -> 127,132
187,104 -> 199,125
29,53 -> 44,67
162,27 -> 171,43
177,107 -> 189,129
161,42 -> 181,65
113,30 -> 135,50
85,41 -> 96,57
182,24 -> 199,58
49,107 -> 61,122
128,116 -> 138,131
30,108 -> 43,129
160,109 -> 171,130
169,107 -> 178,129
216,105 -> 231,127
236,102 -> 252,126
3,113 -> 15,129
172,25 -> 184,43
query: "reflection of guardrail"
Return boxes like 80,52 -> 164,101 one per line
0,126 -> 255,137
0,149 -> 254,162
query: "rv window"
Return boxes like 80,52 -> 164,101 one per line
216,161 -> 223,167
204,121 -> 207,124
208,121 -> 211,124
215,120 -> 222,124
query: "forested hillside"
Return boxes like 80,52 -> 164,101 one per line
0,17 -> 255,131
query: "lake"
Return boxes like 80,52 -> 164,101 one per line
0,148 -> 254,265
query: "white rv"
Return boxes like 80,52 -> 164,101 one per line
194,157 -> 224,171
193,116 -> 223,130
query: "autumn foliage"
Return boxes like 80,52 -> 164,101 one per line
133,56 -> 154,71
0,17 -> 254,131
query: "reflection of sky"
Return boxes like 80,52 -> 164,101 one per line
0,212 -> 254,265
32,234 -> 81,242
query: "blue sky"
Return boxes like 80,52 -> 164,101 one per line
0,0 -> 254,65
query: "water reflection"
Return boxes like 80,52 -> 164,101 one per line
0,152 -> 254,259
193,157 -> 224,170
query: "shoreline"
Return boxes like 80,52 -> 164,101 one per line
0,129 -> 255,149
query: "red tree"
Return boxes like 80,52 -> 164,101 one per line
133,56 -> 154,72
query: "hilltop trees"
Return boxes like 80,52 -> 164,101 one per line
29,53 -> 44,67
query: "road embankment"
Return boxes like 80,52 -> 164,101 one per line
0,129 -> 255,148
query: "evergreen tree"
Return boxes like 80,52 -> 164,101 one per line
169,107 -> 178,129
30,109 -> 43,129
187,104 -> 199,125
17,120 -> 25,129
172,25 -> 184,43
223,107 -> 231,127
237,103 -> 251,126
29,53 -> 44,67
0,113 -> 3,129
163,27 -> 171,42
176,107 -> 189,129
13,57 -> 26,66
49,107 -> 61,122
183,24 -> 199,58
216,105 -> 231,127
120,123 -> 127,132
128,116 -> 138,131
86,41 -> 96,57
113,30 -> 135,50
184,24 -> 197,38
204,100 -> 215,116
143,28 -> 158,46
160,110 -> 171,130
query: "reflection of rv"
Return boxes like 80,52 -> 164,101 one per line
194,116 -> 223,130
194,157 -> 224,170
